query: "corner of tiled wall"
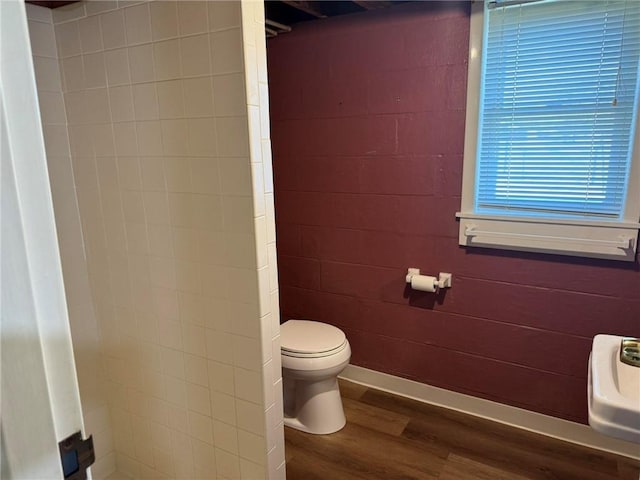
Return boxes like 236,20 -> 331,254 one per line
31,0 -> 285,478
240,1 -> 286,479
26,2 -> 116,479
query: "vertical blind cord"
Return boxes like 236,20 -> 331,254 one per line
508,5 -> 524,209
585,1 -> 610,212
612,1 -> 629,107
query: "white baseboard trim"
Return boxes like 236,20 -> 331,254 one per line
340,364 -> 640,461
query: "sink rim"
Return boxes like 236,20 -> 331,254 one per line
588,334 -> 640,444
591,335 -> 639,410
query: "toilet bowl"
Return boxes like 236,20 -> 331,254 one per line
281,319 -> 351,434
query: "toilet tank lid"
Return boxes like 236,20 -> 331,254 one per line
281,319 -> 346,354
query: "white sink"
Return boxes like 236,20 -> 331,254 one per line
588,334 -> 640,443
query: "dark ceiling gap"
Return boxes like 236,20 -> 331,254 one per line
26,0 -> 78,8
25,1 -> 410,38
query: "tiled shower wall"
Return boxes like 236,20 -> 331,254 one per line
28,0 -> 284,478
239,2 -> 286,478
27,4 -> 116,477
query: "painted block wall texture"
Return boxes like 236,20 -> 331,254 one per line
268,1 -> 640,424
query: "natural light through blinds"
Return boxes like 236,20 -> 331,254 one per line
476,0 -> 640,219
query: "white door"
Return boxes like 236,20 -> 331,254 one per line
1,1 -> 85,478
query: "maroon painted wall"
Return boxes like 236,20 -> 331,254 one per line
267,2 -> 640,423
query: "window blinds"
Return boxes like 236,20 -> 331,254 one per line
476,0 -> 640,219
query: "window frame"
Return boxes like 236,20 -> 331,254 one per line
457,0 -> 640,262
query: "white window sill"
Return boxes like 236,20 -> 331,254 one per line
456,213 -> 639,262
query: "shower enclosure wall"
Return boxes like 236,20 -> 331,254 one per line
26,1 -> 284,478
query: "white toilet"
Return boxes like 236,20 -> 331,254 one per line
280,319 -> 351,434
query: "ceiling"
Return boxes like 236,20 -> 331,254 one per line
25,1 -> 411,38
265,1 -> 411,37
26,0 -> 77,8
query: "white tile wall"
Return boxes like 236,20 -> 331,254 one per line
30,0 -> 283,478
27,3 -> 116,479
240,2 -> 285,479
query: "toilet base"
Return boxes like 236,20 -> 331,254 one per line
283,375 -> 346,435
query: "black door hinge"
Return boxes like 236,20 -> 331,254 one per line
58,431 -> 95,480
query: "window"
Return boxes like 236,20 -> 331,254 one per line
457,0 -> 640,261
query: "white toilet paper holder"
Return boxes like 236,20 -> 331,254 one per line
405,268 -> 452,289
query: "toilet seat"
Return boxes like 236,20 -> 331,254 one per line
281,320 -> 346,358
282,341 -> 348,358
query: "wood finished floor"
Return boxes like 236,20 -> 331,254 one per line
285,380 -> 640,480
